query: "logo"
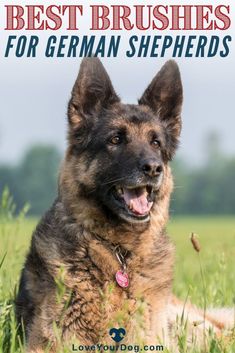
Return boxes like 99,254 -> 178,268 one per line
72,327 -> 164,352
109,328 -> 126,343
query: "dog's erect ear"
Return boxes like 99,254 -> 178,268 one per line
139,60 -> 183,158
139,60 -> 183,124
68,57 -> 120,128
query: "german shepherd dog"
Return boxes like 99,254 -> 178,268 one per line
16,59 -> 233,352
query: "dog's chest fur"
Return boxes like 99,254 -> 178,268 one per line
54,217 -> 172,343
31,202 -> 174,345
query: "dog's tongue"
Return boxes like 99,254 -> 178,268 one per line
123,187 -> 153,215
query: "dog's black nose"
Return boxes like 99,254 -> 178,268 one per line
141,159 -> 163,178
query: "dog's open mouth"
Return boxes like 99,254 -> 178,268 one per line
112,185 -> 154,222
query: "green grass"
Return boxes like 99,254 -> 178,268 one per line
0,218 -> 36,301
168,217 -> 235,307
0,195 -> 235,352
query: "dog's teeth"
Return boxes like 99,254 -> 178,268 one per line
129,200 -> 134,210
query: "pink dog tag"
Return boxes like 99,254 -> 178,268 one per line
115,270 -> 129,288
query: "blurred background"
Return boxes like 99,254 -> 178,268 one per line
0,0 -> 234,216
0,3 -> 235,335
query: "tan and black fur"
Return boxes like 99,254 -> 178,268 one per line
15,59 -> 232,352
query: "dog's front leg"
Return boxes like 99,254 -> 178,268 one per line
141,295 -> 170,348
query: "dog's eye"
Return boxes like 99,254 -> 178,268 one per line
109,136 -> 121,145
151,139 -> 161,148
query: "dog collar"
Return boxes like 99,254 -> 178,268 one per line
114,245 -> 129,288
92,233 -> 129,288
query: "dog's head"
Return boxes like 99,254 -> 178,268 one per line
64,58 -> 183,225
